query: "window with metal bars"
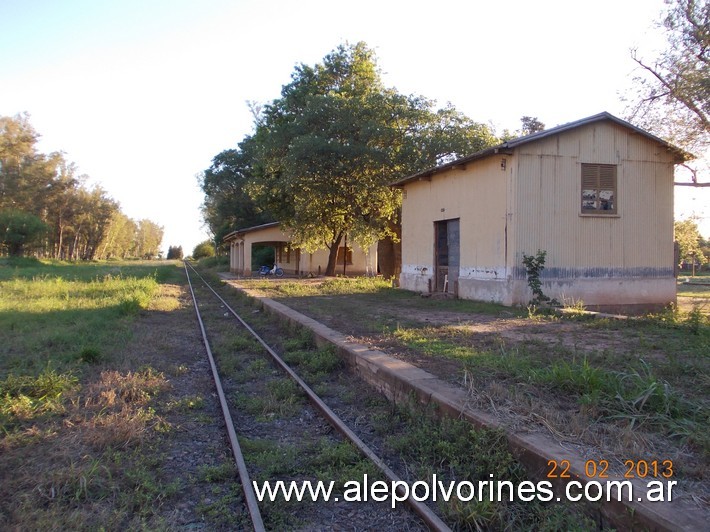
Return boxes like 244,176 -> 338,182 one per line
581,163 -> 617,214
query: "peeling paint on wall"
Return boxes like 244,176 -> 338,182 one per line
511,266 -> 674,280
459,267 -> 504,279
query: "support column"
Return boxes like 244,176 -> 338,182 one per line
243,241 -> 252,277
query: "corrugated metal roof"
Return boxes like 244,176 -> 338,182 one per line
391,112 -> 691,187
223,221 -> 280,242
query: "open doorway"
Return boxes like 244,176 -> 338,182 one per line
434,219 -> 459,294
251,244 -> 275,270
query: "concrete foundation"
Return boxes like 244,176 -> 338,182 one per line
401,270 -> 676,312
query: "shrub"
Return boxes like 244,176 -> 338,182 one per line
192,240 -> 215,259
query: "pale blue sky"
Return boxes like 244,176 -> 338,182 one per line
1,0 -> 706,253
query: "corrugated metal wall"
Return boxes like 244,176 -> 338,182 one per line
400,157 -> 508,274
511,121 -> 675,279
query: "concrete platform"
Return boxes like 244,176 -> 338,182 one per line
220,275 -> 707,531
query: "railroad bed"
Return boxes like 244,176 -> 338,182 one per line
184,263 -> 602,530
185,262 -> 437,530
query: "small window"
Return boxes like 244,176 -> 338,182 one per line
336,246 -> 352,265
581,164 -> 617,214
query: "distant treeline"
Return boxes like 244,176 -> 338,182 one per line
0,113 -> 163,259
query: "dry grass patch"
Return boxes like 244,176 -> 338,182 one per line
146,283 -> 183,312
78,369 -> 171,450
0,367 -> 174,529
85,368 -> 170,406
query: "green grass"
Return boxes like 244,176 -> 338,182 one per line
255,276 -> 393,298
238,276 -> 525,341
393,326 -> 478,359
0,261 -> 185,376
241,438 -> 300,478
0,257 -> 185,283
281,346 -> 343,377
196,485 -> 250,529
198,461 -> 236,483
388,317 -> 709,455
234,274 -> 709,481
0,368 -> 78,429
166,394 -> 205,412
384,406 -> 593,531
0,259 -> 188,529
242,436 -> 377,491
307,439 -> 378,484
233,377 -> 305,420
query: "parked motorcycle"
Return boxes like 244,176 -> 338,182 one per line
259,264 -> 284,277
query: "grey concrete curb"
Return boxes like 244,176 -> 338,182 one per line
221,277 -> 706,531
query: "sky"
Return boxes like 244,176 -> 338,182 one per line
1,0 -> 707,255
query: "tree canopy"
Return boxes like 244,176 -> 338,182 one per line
192,240 -> 215,260
199,141 -> 272,246
675,218 -> 708,267
167,245 -> 184,260
0,113 -> 163,259
201,42 -> 498,274
0,209 -> 47,256
627,0 -> 709,186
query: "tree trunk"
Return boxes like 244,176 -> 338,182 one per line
377,219 -> 402,278
324,232 -> 343,276
71,232 -> 80,260
56,223 -> 63,259
53,212 -> 63,259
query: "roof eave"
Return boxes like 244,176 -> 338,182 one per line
390,112 -> 692,186
222,221 -> 281,243
391,146 -> 507,187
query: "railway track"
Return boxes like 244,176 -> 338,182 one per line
184,262 -> 450,531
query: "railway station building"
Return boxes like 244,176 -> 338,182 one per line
392,112 -> 689,312
224,222 -> 377,277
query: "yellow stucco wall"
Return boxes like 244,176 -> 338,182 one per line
227,225 -> 376,276
400,156 -> 508,293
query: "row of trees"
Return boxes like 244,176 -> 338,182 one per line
200,42 -> 501,275
166,245 -> 184,260
0,114 -> 163,259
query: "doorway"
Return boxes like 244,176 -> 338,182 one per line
434,219 -> 459,293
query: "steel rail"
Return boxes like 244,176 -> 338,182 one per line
185,263 -> 451,532
184,262 -> 266,532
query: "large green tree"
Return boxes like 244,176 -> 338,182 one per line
0,209 -> 47,256
192,240 -> 215,260
199,139 -> 272,245
675,218 -> 708,269
0,113 -> 62,213
65,186 -> 119,260
248,42 -> 497,275
627,0 -> 709,186
134,219 -> 164,259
